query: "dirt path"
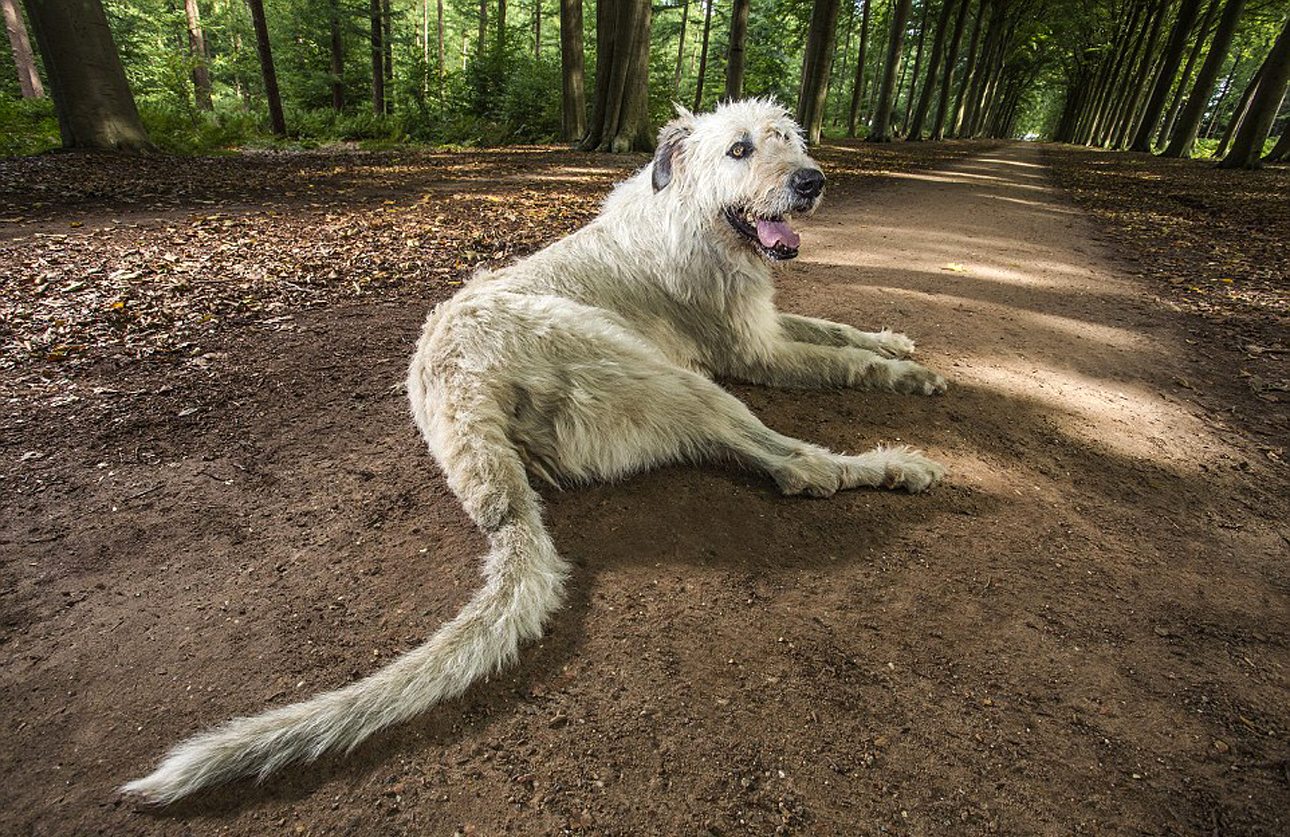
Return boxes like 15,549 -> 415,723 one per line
3,144 -> 1287,835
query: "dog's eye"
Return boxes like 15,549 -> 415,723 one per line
727,141 -> 753,160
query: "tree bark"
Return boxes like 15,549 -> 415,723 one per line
847,0 -> 872,136
3,0 -> 42,97
1263,116 -> 1290,161
930,0 -> 968,139
1131,0 -> 1202,151
961,0 -> 1001,138
909,0 -> 956,139
902,0 -> 932,130
370,0 -> 385,114
1106,0 -> 1163,148
725,0 -> 749,101
243,0 -> 285,134
869,0 -> 912,142
798,0 -> 841,144
951,0 -> 984,135
1087,0 -> 1145,145
1215,54 -> 1264,158
582,0 -> 653,152
673,0 -> 688,93
21,0 -> 152,148
330,0 -> 344,110
692,0 -> 713,111
437,0 -> 445,76
1162,0 -> 1246,157
1158,0 -> 1222,146
478,0 -> 487,57
382,0 -> 393,112
559,0 -> 586,141
182,0 -> 212,110
1219,13 -> 1290,168
497,0 -> 507,53
534,0 -> 540,57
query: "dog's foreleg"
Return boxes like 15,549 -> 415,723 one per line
778,314 -> 916,358
728,340 -> 947,395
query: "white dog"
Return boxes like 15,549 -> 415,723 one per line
123,99 -> 946,804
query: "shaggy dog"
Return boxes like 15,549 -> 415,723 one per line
123,99 -> 946,804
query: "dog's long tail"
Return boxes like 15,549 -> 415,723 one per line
121,380 -> 568,805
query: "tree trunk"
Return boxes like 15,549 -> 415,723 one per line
534,0 -> 540,57
1089,0 -> 1145,145
330,0 -> 344,110
497,0 -> 507,53
1219,13 -> 1290,168
582,0 -> 652,152
1206,48 -> 1249,139
797,0 -> 841,144
1158,0 -> 1221,146
182,0 -> 213,110
1215,54 -> 1264,158
22,0 -> 152,149
382,0 -> 393,113
847,0 -> 872,136
478,0 -> 487,57
437,0 -> 444,77
1131,0 -> 1202,150
1162,0 -> 1246,157
951,0 -> 984,135
1115,0 -> 1168,147
869,0 -> 912,142
3,0 -> 42,97
725,0 -> 749,101
930,0 -> 968,139
1263,117 -> 1290,161
909,0 -> 956,139
559,0 -> 586,141
370,0 -> 385,114
673,0 -> 688,93
961,0 -> 1001,138
902,0 -> 932,130
243,0 -> 285,134
692,0 -> 713,111
1104,0 -> 1161,148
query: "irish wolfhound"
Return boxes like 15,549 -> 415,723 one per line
123,99 -> 946,804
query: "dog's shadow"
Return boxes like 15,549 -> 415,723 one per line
141,460 -> 983,820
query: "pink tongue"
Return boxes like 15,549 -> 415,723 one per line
756,219 -> 800,250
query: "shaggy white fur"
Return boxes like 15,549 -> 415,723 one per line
121,98 -> 946,805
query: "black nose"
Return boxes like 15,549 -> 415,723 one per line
790,168 -> 825,200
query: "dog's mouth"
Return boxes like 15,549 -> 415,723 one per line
724,207 -> 800,261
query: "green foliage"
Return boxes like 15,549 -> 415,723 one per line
0,97 -> 60,156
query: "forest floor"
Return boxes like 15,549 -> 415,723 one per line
1,140 -> 1287,835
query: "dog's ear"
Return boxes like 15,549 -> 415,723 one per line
652,108 -> 696,193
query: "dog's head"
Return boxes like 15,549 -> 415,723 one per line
650,98 -> 825,262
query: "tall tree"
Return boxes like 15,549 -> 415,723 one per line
534,0 -> 541,57
1158,0 -> 1223,146
798,0 -> 842,143
1215,55 -> 1266,158
869,0 -> 913,141
1131,0 -> 1203,151
3,0 -> 42,97
182,0 -> 212,110
330,0 -> 344,110
1162,0 -> 1246,157
478,0 -> 487,56
847,0 -> 872,136
582,0 -> 652,152
22,0 -> 153,149
692,0 -> 713,111
382,0 -> 393,111
1104,0 -> 1163,148
930,0 -> 969,139
559,0 -> 586,141
951,0 -> 985,135
370,0 -> 385,114
673,0 -> 689,93
1219,13 -> 1290,168
244,0 -> 285,134
902,0 -> 933,129
909,0 -> 957,139
1264,118 -> 1290,161
725,0 -> 750,100
497,0 -> 507,52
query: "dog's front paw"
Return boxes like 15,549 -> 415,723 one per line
873,445 -> 945,493
888,360 -> 948,395
870,329 -> 916,359
771,450 -> 844,498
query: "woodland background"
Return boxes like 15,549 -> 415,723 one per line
4,0 -> 1289,167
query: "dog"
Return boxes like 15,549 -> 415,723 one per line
122,98 -> 947,804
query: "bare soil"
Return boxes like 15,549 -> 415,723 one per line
2,142 -> 1287,836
